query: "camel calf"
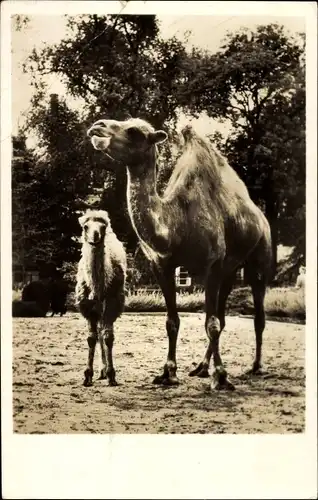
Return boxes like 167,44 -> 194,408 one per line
75,210 -> 127,387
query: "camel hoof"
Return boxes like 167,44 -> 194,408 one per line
244,365 -> 264,376
212,379 -> 235,391
98,369 -> 107,380
189,362 -> 210,378
153,374 -> 180,386
83,369 -> 93,387
83,377 -> 93,387
211,369 -> 235,391
108,379 -> 119,387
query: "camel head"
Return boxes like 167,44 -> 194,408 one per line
87,118 -> 167,171
78,209 -> 111,246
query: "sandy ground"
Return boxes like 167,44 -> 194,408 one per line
13,313 -> 305,434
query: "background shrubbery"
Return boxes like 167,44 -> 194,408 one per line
123,286 -> 305,321
15,285 -> 303,321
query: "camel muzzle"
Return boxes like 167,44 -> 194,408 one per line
88,240 -> 103,247
87,231 -> 104,246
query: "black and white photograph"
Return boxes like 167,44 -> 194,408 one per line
1,1 -> 317,498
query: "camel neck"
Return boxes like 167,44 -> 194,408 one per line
82,242 -> 105,299
126,160 -> 170,254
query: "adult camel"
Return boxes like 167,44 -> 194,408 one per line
87,118 -> 272,390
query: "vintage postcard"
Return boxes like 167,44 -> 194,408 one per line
1,1 -> 317,498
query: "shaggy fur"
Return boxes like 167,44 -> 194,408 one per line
87,118 -> 272,391
75,209 -> 127,387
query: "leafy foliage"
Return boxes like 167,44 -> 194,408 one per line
22,15 -> 190,256
15,18 -> 306,284
25,15 -> 187,128
183,24 -> 305,273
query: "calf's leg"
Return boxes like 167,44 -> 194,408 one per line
83,318 -> 98,387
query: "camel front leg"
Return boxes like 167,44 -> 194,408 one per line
152,265 -> 180,386
83,318 -> 98,387
99,324 -> 118,386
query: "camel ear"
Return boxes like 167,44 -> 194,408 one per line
78,215 -> 87,227
149,130 -> 168,144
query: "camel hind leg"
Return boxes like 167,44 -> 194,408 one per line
99,324 -> 118,386
189,272 -> 235,378
245,270 -> 266,374
98,286 -> 125,386
244,236 -> 271,375
201,260 -> 235,390
83,318 -> 98,387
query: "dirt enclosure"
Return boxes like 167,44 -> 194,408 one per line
13,313 -> 305,434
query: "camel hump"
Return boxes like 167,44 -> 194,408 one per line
181,125 -> 197,141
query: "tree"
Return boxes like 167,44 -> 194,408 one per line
25,15 -> 187,127
24,93 -> 108,265
182,24 -> 305,275
24,15 -> 189,255
12,133 -> 60,274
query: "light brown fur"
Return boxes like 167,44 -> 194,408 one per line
87,118 -> 272,390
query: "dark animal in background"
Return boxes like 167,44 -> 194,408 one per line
18,277 -> 69,318
50,279 -> 69,317
12,300 -> 48,318
21,280 -> 51,316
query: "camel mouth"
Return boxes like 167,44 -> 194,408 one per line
88,240 -> 103,247
91,135 -> 111,152
87,124 -> 108,138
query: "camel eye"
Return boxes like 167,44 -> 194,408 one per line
84,224 -> 88,231
126,126 -> 146,143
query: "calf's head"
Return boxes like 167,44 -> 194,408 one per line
79,210 -> 110,246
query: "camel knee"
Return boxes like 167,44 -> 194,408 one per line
103,329 -> 114,348
87,335 -> 97,349
206,316 -> 220,341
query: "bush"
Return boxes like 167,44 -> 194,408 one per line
125,290 -> 166,312
264,286 -> 305,320
227,287 -> 254,314
12,289 -> 22,301
15,285 -> 304,321
60,261 -> 77,290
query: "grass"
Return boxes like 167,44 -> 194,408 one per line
12,285 -> 305,322
125,286 -> 305,321
264,286 -> 305,320
125,289 -> 204,313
